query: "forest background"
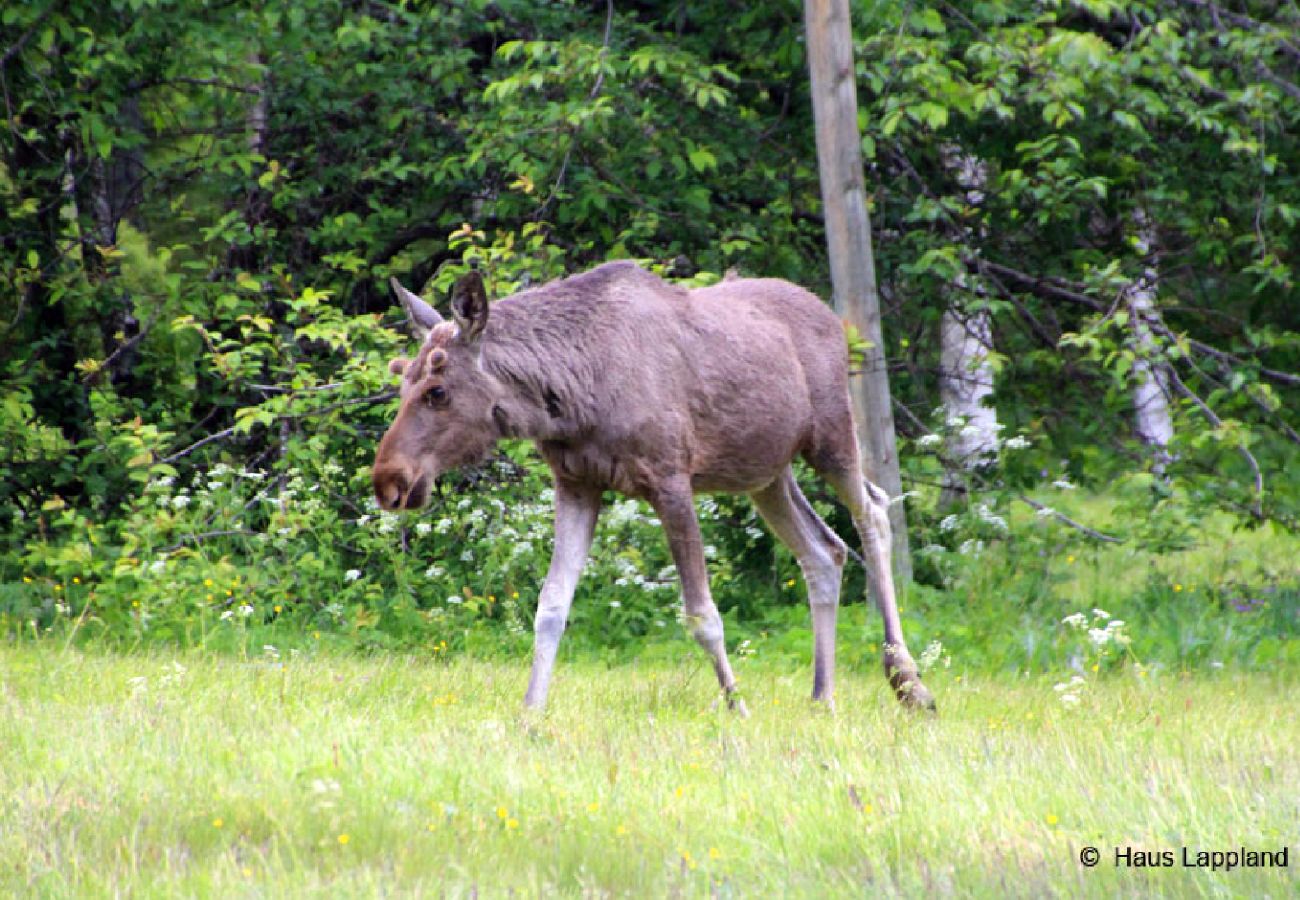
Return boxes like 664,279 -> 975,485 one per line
1,0 -> 1296,674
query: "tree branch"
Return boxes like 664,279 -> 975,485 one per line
1164,364 -> 1265,520
161,426 -> 237,464
1,3 -> 61,68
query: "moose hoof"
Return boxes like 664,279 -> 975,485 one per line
896,678 -> 937,713
886,657 -> 937,713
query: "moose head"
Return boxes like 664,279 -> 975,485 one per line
371,271 -> 501,510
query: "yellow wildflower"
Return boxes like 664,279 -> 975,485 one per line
337,833 -> 350,845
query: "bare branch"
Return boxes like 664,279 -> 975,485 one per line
1015,495 -> 1124,543
158,529 -> 260,555
283,391 -> 397,420
161,426 -> 237,464
1165,365 -> 1265,520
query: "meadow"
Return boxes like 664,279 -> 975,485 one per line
2,647 -> 1295,898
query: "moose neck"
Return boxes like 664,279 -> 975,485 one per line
479,319 -> 585,445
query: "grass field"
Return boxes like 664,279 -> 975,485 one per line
2,647 -> 1295,897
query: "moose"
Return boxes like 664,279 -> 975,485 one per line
373,261 -> 934,713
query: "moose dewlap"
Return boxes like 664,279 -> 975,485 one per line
373,261 -> 934,713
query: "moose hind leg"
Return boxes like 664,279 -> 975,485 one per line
650,477 -> 748,716
821,465 -> 935,711
751,469 -> 846,705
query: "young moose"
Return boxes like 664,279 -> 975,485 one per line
373,262 -> 934,712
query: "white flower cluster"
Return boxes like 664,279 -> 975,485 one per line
918,639 -> 951,674
1054,674 -> 1086,706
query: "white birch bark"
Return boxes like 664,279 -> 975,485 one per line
1129,210 -> 1173,468
937,146 -> 999,503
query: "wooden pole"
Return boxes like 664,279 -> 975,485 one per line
804,0 -> 911,580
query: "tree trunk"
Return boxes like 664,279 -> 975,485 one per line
939,302 -> 998,504
937,145 -> 999,506
804,0 -> 910,579
1128,209 -> 1173,470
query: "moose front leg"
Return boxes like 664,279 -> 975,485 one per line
650,477 -> 749,716
523,481 -> 601,710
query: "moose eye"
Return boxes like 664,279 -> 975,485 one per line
424,385 -> 448,408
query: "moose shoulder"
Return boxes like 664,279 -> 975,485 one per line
373,261 -> 934,712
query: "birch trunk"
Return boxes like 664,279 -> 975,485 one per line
939,302 -> 998,504
1129,210 -> 1173,469
804,0 -> 910,579
937,146 -> 999,505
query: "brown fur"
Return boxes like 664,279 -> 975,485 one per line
373,261 -> 934,711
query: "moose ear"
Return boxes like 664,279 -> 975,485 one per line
390,277 -> 443,343
450,270 -> 489,343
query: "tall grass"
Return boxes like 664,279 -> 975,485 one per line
2,648 -> 1295,897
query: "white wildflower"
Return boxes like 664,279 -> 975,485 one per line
344,569 -> 362,582
1088,628 -> 1111,647
238,604 -> 254,618
1061,612 -> 1088,629
917,433 -> 943,448
1092,608 -> 1110,619
919,639 -> 949,673
446,595 -> 463,605
1052,479 -> 1075,490
1003,435 -> 1031,450
1035,506 -> 1056,518
608,600 -> 622,608
939,514 -> 960,533
220,610 -> 233,621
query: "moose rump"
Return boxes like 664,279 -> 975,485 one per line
373,261 -> 933,712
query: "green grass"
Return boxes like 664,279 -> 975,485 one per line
2,647 -> 1296,897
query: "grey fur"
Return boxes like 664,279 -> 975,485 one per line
373,261 -> 934,712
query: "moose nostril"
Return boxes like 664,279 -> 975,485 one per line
375,473 -> 407,510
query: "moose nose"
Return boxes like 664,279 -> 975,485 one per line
372,466 -> 431,511
372,466 -> 409,511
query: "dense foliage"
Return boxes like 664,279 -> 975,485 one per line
1,1 -> 1295,664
